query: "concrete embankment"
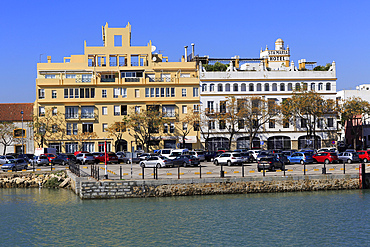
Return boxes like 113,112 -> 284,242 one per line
0,171 -> 70,189
67,171 -> 360,199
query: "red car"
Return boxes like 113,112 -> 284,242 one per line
44,153 -> 57,162
94,152 -> 119,164
357,150 -> 370,163
312,152 -> 338,164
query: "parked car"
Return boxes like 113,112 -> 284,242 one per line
44,153 -> 57,162
214,152 -> 243,166
94,152 -> 119,164
30,155 -> 49,166
240,152 -> 253,163
51,154 -> 76,165
116,152 -> 131,164
257,156 -> 284,172
318,147 -> 338,153
287,152 -> 314,164
76,153 -> 95,165
248,150 -> 261,161
156,149 -> 174,158
338,152 -> 361,164
92,152 -> 102,158
139,156 -> 173,168
188,151 -> 205,162
357,150 -> 370,163
17,154 -> 34,163
172,155 -> 200,167
0,155 -> 16,165
256,150 -> 274,161
1,159 -> 28,171
312,152 -> 339,164
204,151 -> 218,162
74,151 -> 89,156
138,153 -> 152,162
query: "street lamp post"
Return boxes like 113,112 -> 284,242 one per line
21,110 -> 24,154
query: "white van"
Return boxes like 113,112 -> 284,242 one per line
168,149 -> 189,159
157,149 -> 173,158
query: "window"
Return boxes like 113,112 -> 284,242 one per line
102,107 -> 107,115
163,123 -> 168,133
82,74 -> 92,82
135,89 -> 140,98
52,124 -> 58,133
82,142 -> 94,152
45,74 -> 56,79
122,88 -> 127,98
75,88 -> 79,98
151,88 -> 155,97
287,83 -> 293,91
280,84 -> 285,91
283,119 -> 289,128
238,119 -> 244,129
264,83 -> 270,91
207,101 -> 214,111
121,105 -> 127,115
249,83 -> 254,91
219,120 -> 226,130
39,107 -> 45,117
202,84 -> 207,92
135,106 -> 140,113
272,83 -> 277,91
114,88 -> 120,98
193,104 -> 199,112
182,88 -> 187,97
162,105 -> 176,117
218,84 -> 223,92
317,118 -> 323,128
326,83 -> 331,91
65,106 -> 78,119
85,88 -> 90,98
64,89 -> 68,98
171,88 -> 175,97
52,107 -> 57,116
156,88 -> 160,97
66,123 -> 77,135
269,119 -> 275,129
52,90 -> 57,99
82,123 -> 93,133
65,142 -> 78,153
102,123 -> 108,132
208,120 -> 215,130
166,88 -> 170,97
161,88 -> 165,97
182,105 -> 187,114
81,106 -> 94,118
38,89 -> 45,99
102,89 -> 107,98
194,121 -> 200,131
169,122 -> 174,133
233,84 -> 238,92
183,123 -> 188,131
114,106 -> 120,116
241,83 -> 246,91
69,88 -> 74,98
80,88 -> 84,98
295,83 -> 301,91
13,129 -> 25,138
220,101 -> 226,113
318,83 -> 323,91
301,118 -> 307,128
98,142 -> 111,152
91,88 -> 95,98
145,88 -> 149,97
311,83 -> 315,91
225,84 -> 230,92
257,83 -> 261,91
328,118 -> 334,127
210,84 -> 215,92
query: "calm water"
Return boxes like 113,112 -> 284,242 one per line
0,188 -> 369,246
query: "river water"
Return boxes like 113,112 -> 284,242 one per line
0,188 -> 369,246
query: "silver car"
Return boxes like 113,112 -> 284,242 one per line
31,155 -> 49,166
1,159 -> 28,171
0,155 -> 16,165
214,152 -> 243,166
338,152 -> 361,163
76,153 -> 95,165
189,151 -> 205,162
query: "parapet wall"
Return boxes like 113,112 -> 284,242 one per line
66,171 -> 360,199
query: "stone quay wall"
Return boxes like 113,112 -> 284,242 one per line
66,171 -> 360,199
0,171 -> 70,189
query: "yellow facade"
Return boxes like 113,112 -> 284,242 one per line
35,23 -> 200,153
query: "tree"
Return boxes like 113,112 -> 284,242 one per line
68,131 -> 98,151
313,63 -> 332,71
282,89 -> 336,149
0,122 -> 19,155
203,62 -> 229,71
239,97 -> 281,149
340,97 -> 370,149
175,107 -> 199,148
106,121 -> 126,151
198,108 -> 213,150
125,106 -> 165,153
31,108 -> 66,148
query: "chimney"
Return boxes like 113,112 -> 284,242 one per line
191,43 -> 195,56
47,56 -> 51,63
184,46 -> 188,62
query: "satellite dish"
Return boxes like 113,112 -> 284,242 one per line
151,45 -> 156,52
152,56 -> 157,62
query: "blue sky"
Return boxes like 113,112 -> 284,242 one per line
1,0 -> 369,103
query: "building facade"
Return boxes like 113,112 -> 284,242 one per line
198,39 -> 338,151
35,23 -> 201,153
0,103 -> 34,154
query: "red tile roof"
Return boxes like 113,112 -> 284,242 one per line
0,103 -> 33,121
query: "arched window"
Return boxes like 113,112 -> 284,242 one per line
280,83 -> 285,91
233,83 -> 238,92
249,83 -> 254,91
311,83 -> 315,91
241,83 -> 246,91
210,84 -> 215,92
218,84 -> 223,92
295,83 -> 301,91
257,83 -> 262,91
326,83 -> 331,91
287,83 -> 293,91
272,83 -> 277,91
318,83 -> 323,91
202,84 -> 207,92
225,84 -> 230,92
264,83 -> 269,91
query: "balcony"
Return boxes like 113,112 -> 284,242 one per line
81,113 -> 95,119
65,113 -> 79,119
101,78 -> 115,82
162,112 -> 177,118
125,78 -> 140,82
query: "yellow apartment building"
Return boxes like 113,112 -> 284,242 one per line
34,23 -> 201,153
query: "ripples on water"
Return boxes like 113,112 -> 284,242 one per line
0,188 -> 369,246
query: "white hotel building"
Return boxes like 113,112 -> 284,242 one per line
198,39 -> 338,151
